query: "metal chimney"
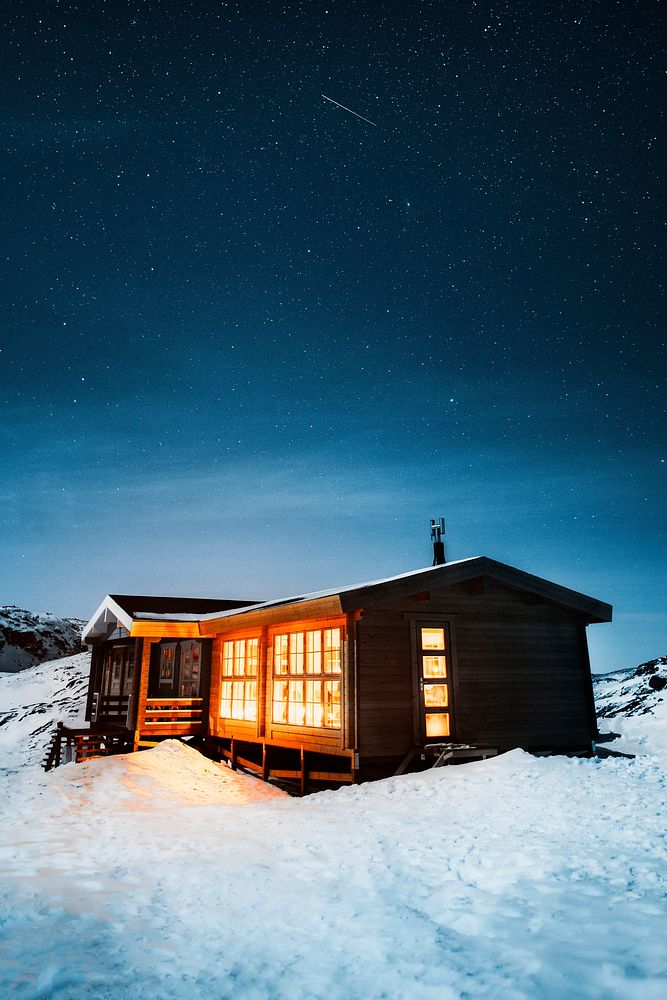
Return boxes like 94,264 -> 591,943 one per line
430,517 -> 446,565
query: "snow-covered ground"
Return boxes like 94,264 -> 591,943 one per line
0,656 -> 666,999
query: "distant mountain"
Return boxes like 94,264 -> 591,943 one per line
593,655 -> 667,719
0,606 -> 85,673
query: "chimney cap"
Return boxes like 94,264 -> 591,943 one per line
430,517 -> 446,565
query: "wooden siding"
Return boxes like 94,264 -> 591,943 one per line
199,596 -> 344,636
130,621 -> 201,638
357,610 -> 414,756
356,580 -> 596,758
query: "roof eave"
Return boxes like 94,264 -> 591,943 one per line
199,594 -> 344,635
82,596 -> 134,644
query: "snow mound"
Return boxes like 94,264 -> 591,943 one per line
605,698 -> 667,766
0,651 -> 89,774
41,738 -> 288,812
0,606 -> 84,673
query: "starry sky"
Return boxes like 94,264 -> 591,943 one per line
1,1 -> 664,672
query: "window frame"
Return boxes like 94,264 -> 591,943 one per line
269,621 -> 344,733
408,617 -> 457,745
219,634 -> 260,723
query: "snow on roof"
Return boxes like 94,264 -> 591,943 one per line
167,558 -> 484,623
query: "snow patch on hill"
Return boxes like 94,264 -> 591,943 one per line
0,651 -> 89,774
593,655 -> 667,719
0,605 -> 84,673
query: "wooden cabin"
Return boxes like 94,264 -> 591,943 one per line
78,558 -> 611,788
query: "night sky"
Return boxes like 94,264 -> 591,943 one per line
2,2 -> 664,672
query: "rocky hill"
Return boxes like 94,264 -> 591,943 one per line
0,651 -> 90,773
593,655 -> 667,719
0,606 -> 85,673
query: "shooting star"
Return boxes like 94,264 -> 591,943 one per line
322,94 -> 377,127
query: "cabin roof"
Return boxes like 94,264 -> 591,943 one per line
192,557 -> 612,628
92,556 -> 612,639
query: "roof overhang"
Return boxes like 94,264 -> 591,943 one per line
198,595 -> 344,635
82,596 -> 134,644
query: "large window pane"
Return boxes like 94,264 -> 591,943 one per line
424,684 -> 448,708
425,712 -> 450,737
289,633 -> 304,674
272,626 -> 342,729
274,635 -> 289,675
305,680 -> 323,726
245,681 -> 257,721
246,638 -> 259,676
288,679 -> 305,725
324,628 -> 341,672
305,631 -> 322,674
423,655 -> 447,678
323,680 -> 341,728
220,637 -> 259,721
273,680 -> 288,723
421,627 -> 445,651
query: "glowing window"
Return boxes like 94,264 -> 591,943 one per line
305,630 -> 322,674
220,637 -> 259,721
423,655 -> 447,678
159,645 -> 176,687
289,632 -> 305,674
421,627 -> 445,650
272,627 -> 342,728
425,713 -> 450,737
274,634 -> 289,675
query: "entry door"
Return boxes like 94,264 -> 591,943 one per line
179,640 -> 202,697
417,625 -> 452,741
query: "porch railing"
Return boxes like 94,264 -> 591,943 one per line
92,693 -> 130,721
142,697 -> 204,729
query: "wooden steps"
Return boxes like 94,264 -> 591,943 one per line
42,722 -> 133,771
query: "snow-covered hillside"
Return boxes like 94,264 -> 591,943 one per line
0,605 -> 84,673
593,655 -> 667,719
0,653 -> 665,999
0,651 -> 89,773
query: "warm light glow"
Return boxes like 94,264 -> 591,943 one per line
425,712 -> 450,737
421,627 -> 445,650
220,637 -> 259,721
274,634 -> 289,674
305,630 -> 322,673
272,627 -> 341,728
423,655 -> 447,678
159,645 -> 176,687
179,640 -> 202,697
424,684 -> 448,708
